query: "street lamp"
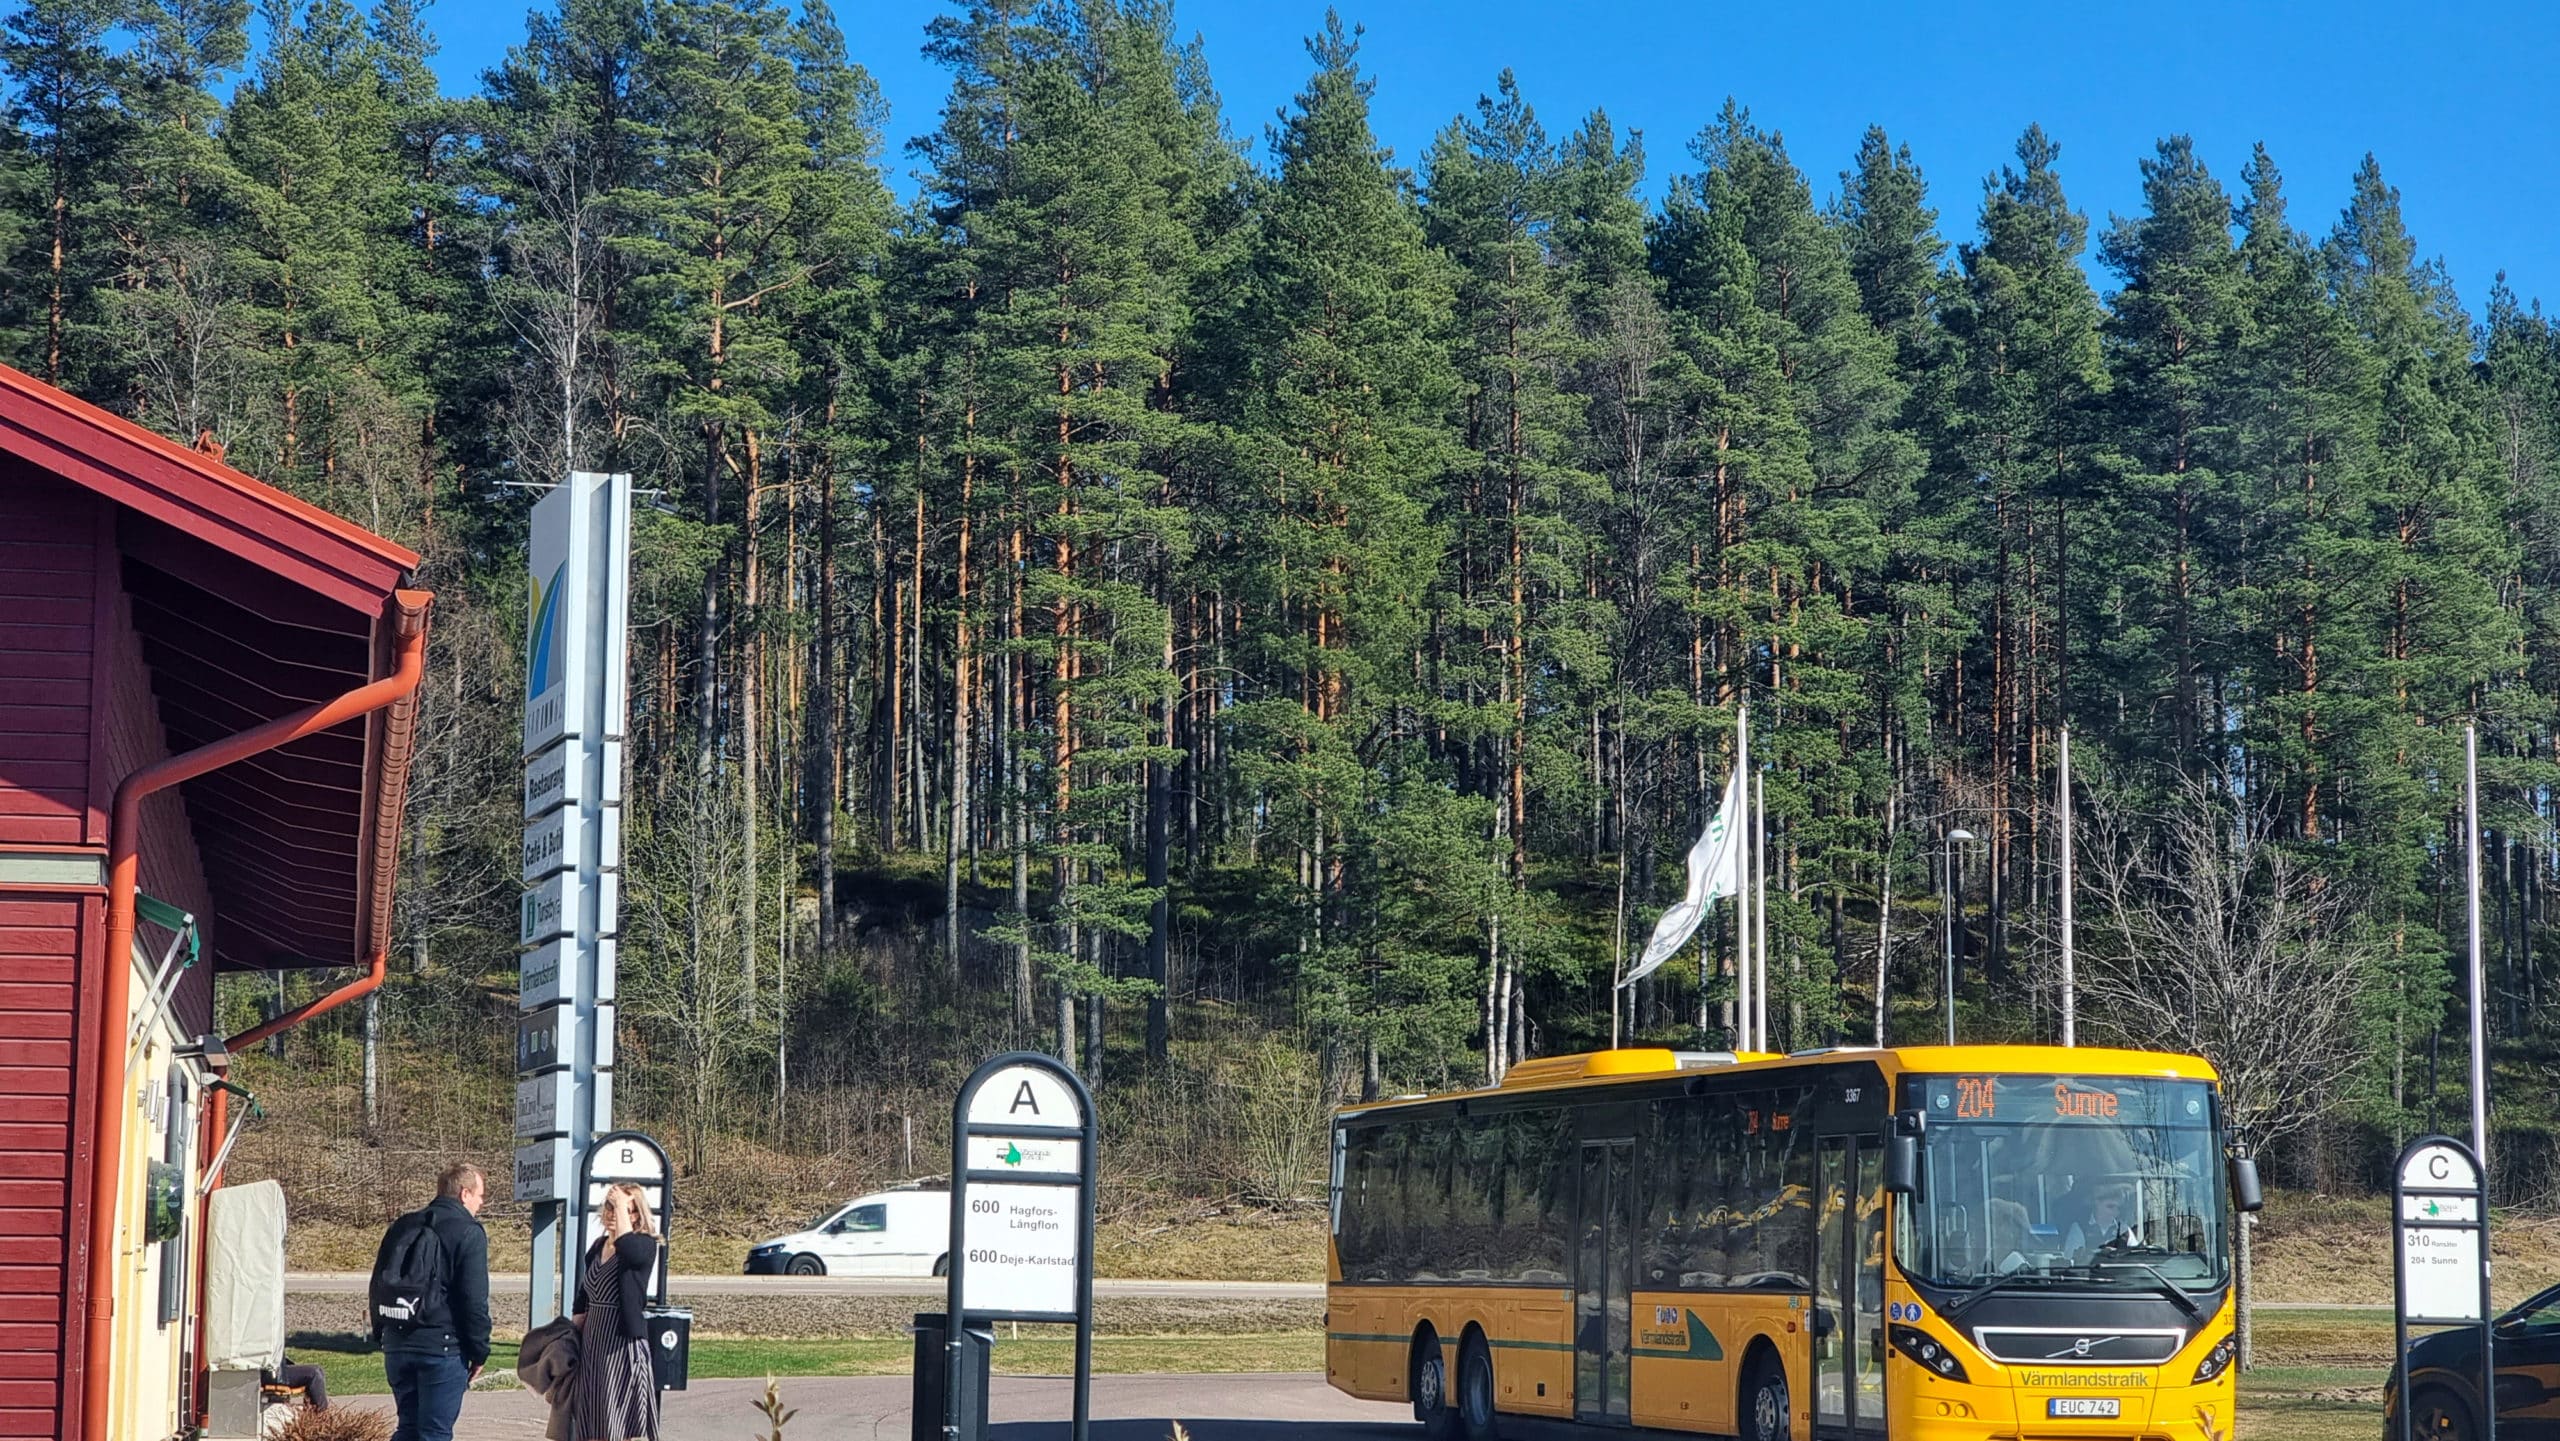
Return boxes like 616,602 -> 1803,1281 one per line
1945,828 -> 1980,1046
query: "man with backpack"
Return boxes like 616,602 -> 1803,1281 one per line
370,1162 -> 491,1441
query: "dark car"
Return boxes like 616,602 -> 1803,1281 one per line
2386,1283 -> 2560,1441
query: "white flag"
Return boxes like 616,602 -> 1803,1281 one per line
1621,765 -> 1747,988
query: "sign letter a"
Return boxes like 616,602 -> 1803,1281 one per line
1010,1080 -> 1040,1115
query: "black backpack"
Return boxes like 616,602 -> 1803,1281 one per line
370,1210 -> 450,1332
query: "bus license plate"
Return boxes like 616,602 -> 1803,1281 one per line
2048,1399 -> 2120,1418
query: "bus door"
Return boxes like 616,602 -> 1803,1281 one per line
1815,1137 -> 1887,1441
1574,1136 -> 1635,1424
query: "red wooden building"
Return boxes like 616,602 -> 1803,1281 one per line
0,362 -> 430,1441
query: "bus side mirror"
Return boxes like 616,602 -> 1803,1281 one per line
2229,1154 -> 2264,1213
1885,1110 -> 1925,1198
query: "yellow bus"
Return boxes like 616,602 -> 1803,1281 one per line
1326,1045 -> 2264,1441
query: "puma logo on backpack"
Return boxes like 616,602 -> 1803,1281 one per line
371,1211 -> 450,1331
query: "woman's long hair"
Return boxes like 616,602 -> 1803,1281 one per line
601,1181 -> 658,1239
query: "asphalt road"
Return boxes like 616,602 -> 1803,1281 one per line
447,1372 -> 1407,1441
286,1271 -> 1324,1300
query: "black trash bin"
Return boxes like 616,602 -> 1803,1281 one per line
646,1307 -> 693,1391
911,1312 -> 993,1441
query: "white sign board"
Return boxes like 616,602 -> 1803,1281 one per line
515,1137 -> 569,1203
521,874 -> 570,946
516,1071 -> 571,1138
520,806 -> 623,886
2401,1143 -> 2481,1193
525,744 -> 572,820
2394,1136 -> 2487,1328
2402,1194 -> 2480,1224
960,1183 -> 1080,1316
520,941 -> 567,1011
965,1135 -> 1083,1173
965,1064 -> 1085,1131
522,807 -> 577,883
2401,1226 -> 2484,1323
580,1135 -> 671,1299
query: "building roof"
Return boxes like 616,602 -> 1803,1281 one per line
0,362 -> 429,972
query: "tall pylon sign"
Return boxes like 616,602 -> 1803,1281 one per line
515,471 -> 633,1325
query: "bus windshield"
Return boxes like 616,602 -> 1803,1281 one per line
1894,1074 -> 2230,1297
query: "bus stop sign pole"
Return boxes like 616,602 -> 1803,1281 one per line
945,1052 -> 1099,1441
578,1128 -> 691,1391
2393,1134 -> 2491,1441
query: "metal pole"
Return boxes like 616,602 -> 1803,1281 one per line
1075,1104 -> 1097,1441
1754,770 -> 1769,1052
1736,704 -> 1751,1051
2060,728 -> 2075,1047
944,1078 -> 970,1441
2394,1149 -> 2412,1441
1940,842 -> 1953,1047
2466,725 -> 2489,1182
1935,834 -> 1955,1049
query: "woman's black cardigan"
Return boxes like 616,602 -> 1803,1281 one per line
572,1232 -> 659,1342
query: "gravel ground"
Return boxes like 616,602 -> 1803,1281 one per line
288,1290 -> 1321,1342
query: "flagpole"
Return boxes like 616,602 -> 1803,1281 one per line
2467,724 -> 2489,1178
1735,704 -> 1751,1052
1754,769 -> 1769,1053
2060,727 -> 2075,1048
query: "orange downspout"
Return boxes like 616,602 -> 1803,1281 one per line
222,952 -> 390,1057
84,595 -> 428,1441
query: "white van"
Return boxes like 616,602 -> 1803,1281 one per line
743,1188 -> 951,1277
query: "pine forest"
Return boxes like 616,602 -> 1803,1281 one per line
10,0 -> 2560,1218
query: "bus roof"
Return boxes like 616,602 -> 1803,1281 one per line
1337,1043 -> 2220,1116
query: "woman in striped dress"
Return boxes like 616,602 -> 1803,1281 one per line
572,1182 -> 662,1441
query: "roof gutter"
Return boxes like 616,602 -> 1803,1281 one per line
83,589 -> 429,1441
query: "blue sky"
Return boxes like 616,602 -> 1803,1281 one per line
423,0 -> 2560,316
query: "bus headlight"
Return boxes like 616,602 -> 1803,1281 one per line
1889,1324 -> 1970,1383
2192,1334 -> 2238,1384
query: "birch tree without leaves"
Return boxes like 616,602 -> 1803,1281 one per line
2070,772 -> 2387,1151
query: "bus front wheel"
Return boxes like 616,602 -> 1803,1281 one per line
1457,1334 -> 1498,1441
1742,1352 -> 1790,1441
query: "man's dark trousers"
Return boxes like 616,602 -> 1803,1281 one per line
385,1349 -> 470,1441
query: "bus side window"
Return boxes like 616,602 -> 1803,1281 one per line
1533,1108 -> 1573,1282
1641,1097 -> 1703,1288
1450,1117 -> 1497,1279
1772,1088 -> 1814,1289
1372,1125 -> 1409,1283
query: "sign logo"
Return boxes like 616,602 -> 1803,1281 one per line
527,561 -> 566,700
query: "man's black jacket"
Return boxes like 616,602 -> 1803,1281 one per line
372,1195 -> 491,1369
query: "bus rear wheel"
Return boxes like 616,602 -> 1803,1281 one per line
1457,1334 -> 1498,1441
1742,1352 -> 1790,1441
1413,1336 -> 1459,1441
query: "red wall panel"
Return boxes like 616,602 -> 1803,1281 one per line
0,478 -> 96,854
0,893 -> 79,1441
